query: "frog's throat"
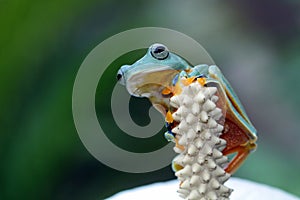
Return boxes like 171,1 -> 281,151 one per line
125,66 -> 180,97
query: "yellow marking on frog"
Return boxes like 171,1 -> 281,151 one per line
197,77 -> 206,86
182,77 -> 196,86
165,110 -> 174,123
161,87 -> 172,95
175,138 -> 185,151
185,68 -> 193,74
172,163 -> 184,172
172,81 -> 182,95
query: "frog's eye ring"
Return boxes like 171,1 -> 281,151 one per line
150,43 -> 169,60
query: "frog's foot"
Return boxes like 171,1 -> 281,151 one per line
222,140 -> 257,174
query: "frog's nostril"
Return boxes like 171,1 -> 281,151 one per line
117,73 -> 122,81
117,70 -> 125,85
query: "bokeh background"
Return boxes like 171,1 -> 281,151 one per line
1,0 -> 300,199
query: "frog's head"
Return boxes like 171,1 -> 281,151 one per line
117,43 -> 191,99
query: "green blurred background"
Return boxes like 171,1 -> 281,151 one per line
1,0 -> 300,199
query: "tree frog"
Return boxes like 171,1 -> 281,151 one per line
117,43 -> 257,174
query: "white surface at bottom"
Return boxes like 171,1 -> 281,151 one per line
108,177 -> 300,200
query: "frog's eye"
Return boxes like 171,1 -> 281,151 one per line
150,43 -> 169,60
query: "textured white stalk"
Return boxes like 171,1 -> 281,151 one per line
170,80 -> 233,200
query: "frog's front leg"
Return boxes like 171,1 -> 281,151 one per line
188,64 -> 210,78
179,70 -> 188,79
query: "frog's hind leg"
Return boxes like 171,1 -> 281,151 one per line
220,131 -> 257,174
